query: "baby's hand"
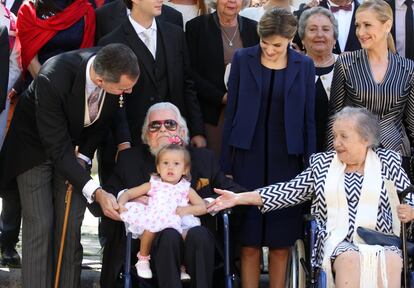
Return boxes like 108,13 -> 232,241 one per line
176,206 -> 186,217
119,204 -> 128,213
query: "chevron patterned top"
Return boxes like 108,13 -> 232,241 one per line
326,49 -> 414,156
256,148 -> 413,267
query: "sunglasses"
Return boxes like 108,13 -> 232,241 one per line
148,119 -> 178,132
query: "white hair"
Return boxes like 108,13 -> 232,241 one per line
141,102 -> 190,145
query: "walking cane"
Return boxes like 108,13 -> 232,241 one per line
54,183 -> 73,288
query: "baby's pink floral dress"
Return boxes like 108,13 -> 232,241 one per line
120,176 -> 200,238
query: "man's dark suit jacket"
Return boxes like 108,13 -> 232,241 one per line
0,26 -> 9,113
185,13 -> 259,125
99,145 -> 245,288
294,0 -> 361,54
0,48 -> 126,192
98,19 -> 204,144
95,0 -> 183,42
387,0 -> 398,40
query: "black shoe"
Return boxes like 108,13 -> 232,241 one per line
1,247 -> 21,268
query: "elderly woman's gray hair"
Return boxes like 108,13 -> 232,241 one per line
141,102 -> 190,145
258,8 -> 298,39
208,0 -> 250,11
297,7 -> 338,41
333,107 -> 381,148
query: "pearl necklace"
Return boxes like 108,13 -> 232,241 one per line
313,54 -> 335,67
221,24 -> 239,47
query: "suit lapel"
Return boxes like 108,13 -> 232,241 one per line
387,0 -> 396,39
247,45 -> 262,91
211,12 -> 225,63
68,55 -> 89,140
123,21 -> 157,86
284,49 -> 300,99
344,1 -> 359,51
157,20 -> 175,94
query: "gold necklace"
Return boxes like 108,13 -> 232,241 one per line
221,24 -> 239,47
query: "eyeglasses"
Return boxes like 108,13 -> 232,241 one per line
148,119 -> 178,132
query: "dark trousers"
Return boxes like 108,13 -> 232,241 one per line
0,188 -> 21,250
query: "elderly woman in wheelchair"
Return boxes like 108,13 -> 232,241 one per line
209,107 -> 414,287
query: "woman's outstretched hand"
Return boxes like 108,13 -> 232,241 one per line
206,188 -> 239,213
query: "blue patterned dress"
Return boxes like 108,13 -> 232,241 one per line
257,148 -> 412,267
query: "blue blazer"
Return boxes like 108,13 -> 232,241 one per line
221,45 -> 316,173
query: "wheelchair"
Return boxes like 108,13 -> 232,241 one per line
285,186 -> 414,288
285,215 -> 326,288
123,209 -> 238,288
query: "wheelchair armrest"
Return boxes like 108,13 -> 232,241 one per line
220,208 -> 232,215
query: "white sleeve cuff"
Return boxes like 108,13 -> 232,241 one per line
117,189 -> 128,200
77,153 -> 92,165
83,180 -> 101,203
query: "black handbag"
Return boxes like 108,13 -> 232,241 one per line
356,227 -> 414,255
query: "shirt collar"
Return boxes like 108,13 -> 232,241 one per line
128,15 -> 157,35
85,55 -> 98,95
327,0 -> 353,7
396,0 -> 406,8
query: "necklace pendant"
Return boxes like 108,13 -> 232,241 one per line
229,41 -> 233,47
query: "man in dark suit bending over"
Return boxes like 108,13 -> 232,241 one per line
0,43 -> 139,288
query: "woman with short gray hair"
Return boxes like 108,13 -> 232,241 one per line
333,106 -> 381,148
298,6 -> 338,151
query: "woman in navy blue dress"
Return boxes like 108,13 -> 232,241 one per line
221,8 -> 316,288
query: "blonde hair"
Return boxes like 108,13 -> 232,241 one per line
356,0 -> 396,53
198,0 -> 209,15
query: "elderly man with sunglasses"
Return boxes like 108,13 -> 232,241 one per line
99,102 -> 245,288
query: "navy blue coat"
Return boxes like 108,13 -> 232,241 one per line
221,45 -> 316,173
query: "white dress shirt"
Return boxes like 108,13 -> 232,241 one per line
328,0 -> 354,52
129,15 -> 157,58
79,56 -> 105,203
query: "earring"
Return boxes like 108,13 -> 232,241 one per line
119,94 -> 124,108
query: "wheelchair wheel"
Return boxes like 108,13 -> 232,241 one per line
285,239 -> 306,288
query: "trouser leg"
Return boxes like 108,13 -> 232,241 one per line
151,228 -> 182,288
0,188 -> 21,250
17,162 -> 54,288
185,226 -> 215,288
53,171 -> 86,288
